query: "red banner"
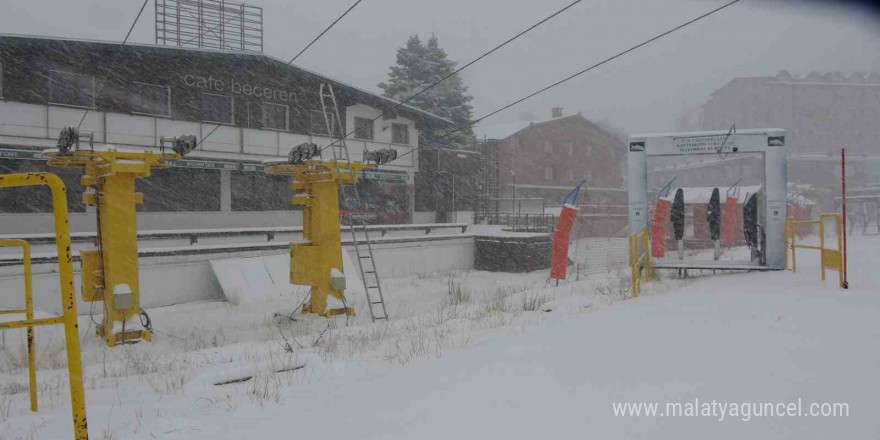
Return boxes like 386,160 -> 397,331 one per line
651,198 -> 672,258
721,196 -> 738,245
550,205 -> 578,280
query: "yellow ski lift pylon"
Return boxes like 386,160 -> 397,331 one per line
266,157 -> 376,317
45,129 -> 194,347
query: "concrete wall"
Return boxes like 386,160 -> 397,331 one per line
0,236 -> 475,315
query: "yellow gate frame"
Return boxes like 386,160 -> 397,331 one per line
787,213 -> 845,288
0,173 -> 89,440
629,227 -> 652,297
0,239 -> 37,412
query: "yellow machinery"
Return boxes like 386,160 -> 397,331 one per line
266,158 -> 376,317
0,173 -> 89,440
787,213 -> 845,288
45,129 -> 194,346
629,226 -> 652,297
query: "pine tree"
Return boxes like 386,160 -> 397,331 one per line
378,35 -> 475,148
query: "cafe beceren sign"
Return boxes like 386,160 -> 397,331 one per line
182,74 -> 298,103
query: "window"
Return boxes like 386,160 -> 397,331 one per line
584,169 -> 592,181
586,143 -> 594,156
201,93 -> 233,124
567,168 -> 574,181
310,110 -> 336,135
48,70 -> 94,107
131,82 -> 170,116
566,141 -> 574,156
544,166 -> 554,180
391,123 -> 409,145
354,117 -> 374,140
0,62 -> 3,98
544,140 -> 553,153
261,102 -> 289,131
510,136 -> 519,149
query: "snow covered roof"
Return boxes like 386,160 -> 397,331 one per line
475,114 -> 583,140
0,32 -> 453,126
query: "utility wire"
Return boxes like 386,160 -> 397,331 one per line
198,0 -> 365,148
288,0 -> 364,66
388,0 -> 744,164
317,0 -> 584,155
75,0 -> 150,132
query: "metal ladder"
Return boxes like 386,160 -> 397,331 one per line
319,83 -> 389,322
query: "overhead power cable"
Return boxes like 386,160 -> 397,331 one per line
316,0 -> 584,155
199,0 -> 365,148
388,0 -> 744,164
75,0 -> 150,132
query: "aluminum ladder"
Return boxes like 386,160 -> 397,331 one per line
319,83 -> 389,322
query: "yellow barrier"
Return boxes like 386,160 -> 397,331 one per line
788,213 -> 845,288
0,173 -> 89,440
629,227 -> 652,297
0,239 -> 36,412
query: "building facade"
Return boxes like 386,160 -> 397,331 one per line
700,71 -> 880,155
655,71 -> 880,211
482,109 -> 626,207
0,34 -> 450,232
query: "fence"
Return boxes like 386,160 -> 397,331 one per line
788,213 -> 845,288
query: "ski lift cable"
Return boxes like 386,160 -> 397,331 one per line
314,0 -> 585,156
75,0 -> 151,132
287,0 -> 365,66
389,0 -> 744,164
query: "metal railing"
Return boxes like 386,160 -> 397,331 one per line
483,212 -> 556,233
0,173 -> 88,440
788,213 -> 845,288
0,223 -> 469,247
0,239 -> 36,412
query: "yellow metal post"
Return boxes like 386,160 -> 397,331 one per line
0,239 -> 36,411
0,173 -> 89,440
267,160 -> 375,317
819,217 -> 826,281
47,149 -> 178,347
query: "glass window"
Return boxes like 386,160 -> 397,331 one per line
567,168 -> 574,181
510,136 -> 519,149
201,93 -> 233,124
261,102 -> 289,131
0,159 -> 85,213
232,171 -> 296,211
136,167 -> 220,212
48,70 -> 94,107
544,140 -> 553,153
392,123 -> 409,144
354,117 -> 374,140
131,82 -> 170,116
566,141 -> 574,155
544,166 -> 554,180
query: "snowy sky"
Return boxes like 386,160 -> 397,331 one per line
1,0 -> 878,134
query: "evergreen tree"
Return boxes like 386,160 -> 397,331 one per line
378,35 -> 475,148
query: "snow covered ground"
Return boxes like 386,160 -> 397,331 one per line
1,232 -> 878,439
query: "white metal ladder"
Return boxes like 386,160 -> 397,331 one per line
319,83 -> 389,322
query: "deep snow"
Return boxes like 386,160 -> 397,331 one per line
0,232 -> 878,439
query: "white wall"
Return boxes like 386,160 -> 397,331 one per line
0,236 -> 475,314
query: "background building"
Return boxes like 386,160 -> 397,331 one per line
479,108 -> 626,209
652,71 -> 880,212
0,34 -> 450,233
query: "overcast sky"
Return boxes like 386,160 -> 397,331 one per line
1,0 -> 878,134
